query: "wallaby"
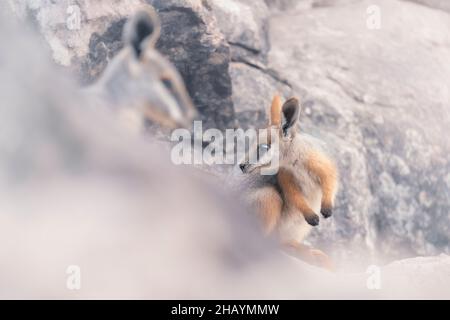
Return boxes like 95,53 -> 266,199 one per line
87,7 -> 198,132
239,95 -> 339,269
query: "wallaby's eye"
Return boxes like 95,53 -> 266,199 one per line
257,144 -> 270,159
161,78 -> 173,90
161,77 -> 183,107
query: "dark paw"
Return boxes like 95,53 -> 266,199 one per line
321,207 -> 333,219
305,213 -> 320,226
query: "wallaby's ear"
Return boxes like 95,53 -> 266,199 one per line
123,8 -> 161,59
281,97 -> 300,136
270,94 -> 282,126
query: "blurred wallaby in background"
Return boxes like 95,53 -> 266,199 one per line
86,7 -> 197,133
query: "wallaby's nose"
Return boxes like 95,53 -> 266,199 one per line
239,163 -> 247,173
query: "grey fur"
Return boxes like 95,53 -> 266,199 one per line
86,8 -> 197,133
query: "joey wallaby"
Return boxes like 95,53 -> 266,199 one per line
88,7 -> 197,132
239,95 -> 339,269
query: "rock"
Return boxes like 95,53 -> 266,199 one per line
150,0 -> 297,129
148,0 -> 235,130
381,254 -> 450,299
265,0 -> 363,11
230,62 -> 292,128
264,0 -> 305,11
268,0 -> 450,262
322,254 -> 450,299
209,0 -> 294,128
8,0 -> 148,84
403,0 -> 450,13
210,0 -> 270,63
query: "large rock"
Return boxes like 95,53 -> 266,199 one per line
230,62 -> 292,129
8,0 -> 148,83
265,0 -> 363,11
404,0 -> 450,13
148,0 -> 234,130
380,254 -> 450,299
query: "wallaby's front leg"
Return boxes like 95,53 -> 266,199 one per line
305,151 -> 338,218
277,168 -> 320,226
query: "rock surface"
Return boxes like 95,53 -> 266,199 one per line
8,0 -> 450,263
8,0 -> 148,82
380,254 -> 450,299
149,0 -> 234,130
404,0 -> 450,13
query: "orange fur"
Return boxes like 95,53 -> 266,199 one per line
305,150 -> 338,208
277,168 -> 316,219
270,95 -> 282,126
253,187 -> 283,235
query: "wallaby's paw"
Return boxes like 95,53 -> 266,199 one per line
305,213 -> 320,226
309,249 -> 335,271
321,206 -> 333,219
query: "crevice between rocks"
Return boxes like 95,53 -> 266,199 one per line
231,57 -> 292,89
228,41 -> 261,55
326,74 -> 365,105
